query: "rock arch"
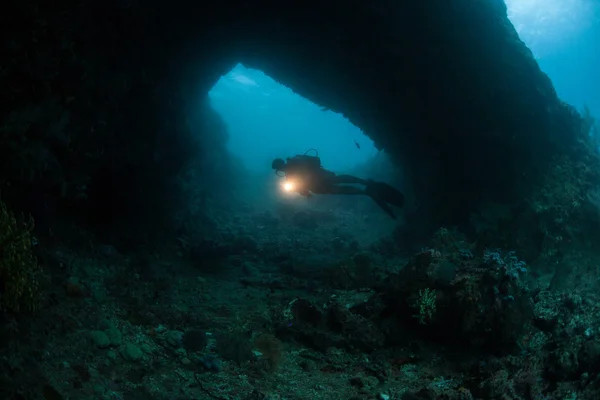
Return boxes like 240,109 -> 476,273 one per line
2,0 -> 588,237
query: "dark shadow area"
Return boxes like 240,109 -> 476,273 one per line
3,2 -> 600,399
2,0 -> 595,248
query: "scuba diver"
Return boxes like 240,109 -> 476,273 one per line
272,149 -> 405,219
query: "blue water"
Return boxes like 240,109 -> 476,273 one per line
210,1 -> 599,176
209,65 -> 378,173
506,0 -> 600,114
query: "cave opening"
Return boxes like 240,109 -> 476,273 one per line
208,63 -> 379,173
206,63 -> 404,233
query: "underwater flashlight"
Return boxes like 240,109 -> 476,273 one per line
282,181 -> 295,192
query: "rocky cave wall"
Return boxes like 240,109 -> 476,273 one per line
230,0 -> 585,230
1,0 -> 592,246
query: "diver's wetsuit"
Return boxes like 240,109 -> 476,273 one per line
273,154 -> 404,219
312,172 -> 368,195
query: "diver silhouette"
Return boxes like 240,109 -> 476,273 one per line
272,149 -> 404,219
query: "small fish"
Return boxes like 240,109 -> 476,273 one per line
354,140 -> 361,149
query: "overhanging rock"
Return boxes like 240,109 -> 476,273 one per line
225,0 -> 584,229
1,0 -> 588,238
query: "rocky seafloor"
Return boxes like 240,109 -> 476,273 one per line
2,194 -> 600,400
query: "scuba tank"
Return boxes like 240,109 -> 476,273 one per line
287,148 -> 321,170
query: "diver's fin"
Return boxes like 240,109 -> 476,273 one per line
370,196 -> 397,219
365,181 -> 404,208
364,180 -> 404,219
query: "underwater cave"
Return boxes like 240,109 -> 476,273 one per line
1,0 -> 587,237
2,0 -> 600,398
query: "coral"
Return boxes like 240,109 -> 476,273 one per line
482,249 -> 528,280
528,152 -> 600,248
382,245 -> 534,350
0,199 -> 41,312
532,156 -> 586,219
415,288 -> 437,325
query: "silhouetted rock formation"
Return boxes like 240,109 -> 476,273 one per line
0,0 -> 592,242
